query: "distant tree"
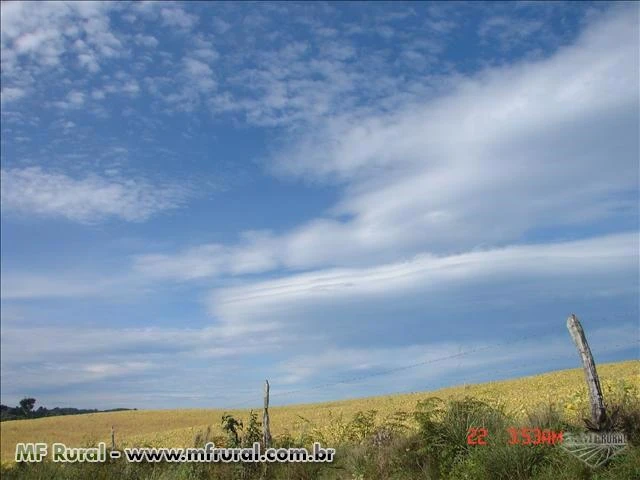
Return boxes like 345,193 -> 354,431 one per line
19,398 -> 36,417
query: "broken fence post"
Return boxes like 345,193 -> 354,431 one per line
263,380 -> 272,448
566,313 -> 607,430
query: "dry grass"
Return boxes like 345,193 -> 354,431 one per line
1,360 -> 638,463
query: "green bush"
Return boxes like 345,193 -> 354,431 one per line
347,410 -> 377,442
241,410 -> 262,448
413,396 -> 509,477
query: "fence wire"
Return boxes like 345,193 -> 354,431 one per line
224,333 -> 639,409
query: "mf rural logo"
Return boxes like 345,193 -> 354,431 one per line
560,431 -> 627,468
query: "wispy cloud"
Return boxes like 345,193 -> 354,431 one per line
0,272 -> 121,300
160,4 -> 198,30
207,233 -> 638,331
132,231 -> 279,280
1,167 -> 193,223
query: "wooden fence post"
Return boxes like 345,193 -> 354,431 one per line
566,314 -> 607,430
263,380 -> 272,448
111,425 -> 116,449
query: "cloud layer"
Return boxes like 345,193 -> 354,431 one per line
1,2 -> 637,409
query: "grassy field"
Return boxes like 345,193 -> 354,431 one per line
2,360 -> 638,464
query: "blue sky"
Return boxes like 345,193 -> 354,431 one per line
1,1 -> 638,410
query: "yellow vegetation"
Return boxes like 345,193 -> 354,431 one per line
1,360 -> 638,463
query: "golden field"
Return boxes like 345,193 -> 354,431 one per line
1,360 -> 638,463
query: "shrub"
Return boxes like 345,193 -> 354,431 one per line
414,396 -> 509,477
221,413 -> 242,447
606,385 -> 640,447
241,410 -> 262,448
448,440 -> 557,480
347,410 -> 377,442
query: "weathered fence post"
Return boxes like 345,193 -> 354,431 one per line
111,425 -> 116,449
566,314 -> 607,430
263,380 -> 272,447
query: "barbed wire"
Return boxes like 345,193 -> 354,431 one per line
303,340 -> 640,393
226,334 -> 639,409
208,309 -> 640,407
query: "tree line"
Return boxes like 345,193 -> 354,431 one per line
0,398 -> 134,421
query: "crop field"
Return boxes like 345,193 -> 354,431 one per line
2,360 -> 638,464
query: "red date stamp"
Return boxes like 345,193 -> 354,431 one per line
467,427 -> 563,446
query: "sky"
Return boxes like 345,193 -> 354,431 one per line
1,1 -> 638,410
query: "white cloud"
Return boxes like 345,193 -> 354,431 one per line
67,90 -> 85,105
0,0 -> 124,110
160,5 -> 198,30
212,17 -> 231,34
0,361 -> 155,392
183,57 -> 215,91
3,322 -> 286,360
132,231 -> 279,280
251,6 -> 638,267
134,33 -> 159,48
147,45 -> 217,111
121,80 -> 140,95
0,321 -> 295,398
1,1 -> 117,76
0,273 -> 120,300
0,167 -> 192,223
134,244 -> 228,280
140,26 -> 640,281
191,34 -> 219,61
83,361 -> 152,377
91,89 -> 106,100
208,233 -> 638,328
0,86 -> 26,105
77,52 -> 100,72
478,15 -> 545,49
6,6 -> 633,278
